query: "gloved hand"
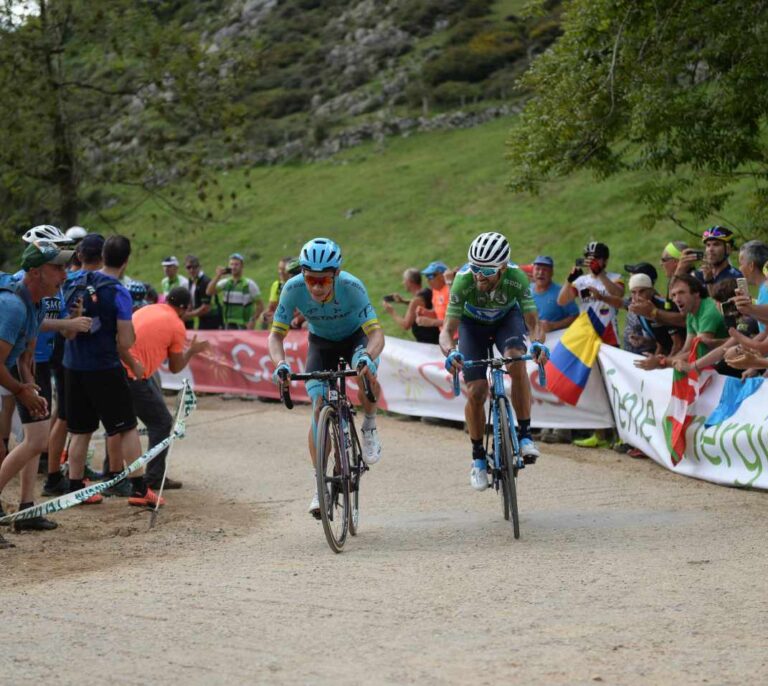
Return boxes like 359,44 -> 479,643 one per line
444,350 -> 464,372
352,346 -> 378,375
530,341 -> 550,363
272,361 -> 291,385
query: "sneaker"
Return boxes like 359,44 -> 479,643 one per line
42,476 -> 70,497
14,515 -> 58,531
519,437 -> 540,465
573,433 -> 611,449
361,427 -> 382,465
102,479 -> 133,498
470,459 -> 489,491
128,487 -> 165,508
308,491 -> 321,519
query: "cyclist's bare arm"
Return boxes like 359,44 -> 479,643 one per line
439,316 -> 460,356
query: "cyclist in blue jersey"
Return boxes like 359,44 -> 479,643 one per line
268,238 -> 384,517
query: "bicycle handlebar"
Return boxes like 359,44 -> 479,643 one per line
279,367 -> 376,408
450,354 -> 547,397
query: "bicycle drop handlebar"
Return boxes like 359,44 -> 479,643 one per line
450,354 -> 547,397
278,366 -> 376,409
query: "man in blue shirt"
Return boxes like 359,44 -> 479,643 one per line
0,242 -> 72,538
530,256 -> 579,333
64,235 -> 164,508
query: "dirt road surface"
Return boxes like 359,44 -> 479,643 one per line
2,397 -> 767,685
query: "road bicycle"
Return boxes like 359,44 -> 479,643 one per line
452,355 -> 546,539
279,360 -> 376,553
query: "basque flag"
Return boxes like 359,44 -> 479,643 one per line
544,310 -> 606,406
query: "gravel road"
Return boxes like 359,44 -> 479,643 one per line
2,397 -> 767,685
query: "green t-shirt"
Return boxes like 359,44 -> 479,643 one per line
446,265 -> 536,324
686,297 -> 728,339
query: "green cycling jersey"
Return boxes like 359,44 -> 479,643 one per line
446,265 -> 536,324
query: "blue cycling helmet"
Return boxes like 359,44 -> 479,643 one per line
299,237 -> 342,271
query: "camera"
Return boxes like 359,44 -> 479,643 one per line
382,294 -> 396,303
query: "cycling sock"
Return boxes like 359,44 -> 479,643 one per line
362,413 -> 377,431
517,418 -> 531,439
471,439 -> 485,460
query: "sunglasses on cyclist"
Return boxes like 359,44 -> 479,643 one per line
469,264 -> 500,277
303,273 -> 334,287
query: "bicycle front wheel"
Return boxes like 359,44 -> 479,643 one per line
316,405 -> 350,553
498,401 -> 520,539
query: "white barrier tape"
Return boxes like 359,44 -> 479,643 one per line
0,382 -> 196,525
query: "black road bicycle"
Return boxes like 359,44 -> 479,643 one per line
279,360 -> 376,553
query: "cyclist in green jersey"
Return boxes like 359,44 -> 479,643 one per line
440,232 -> 549,491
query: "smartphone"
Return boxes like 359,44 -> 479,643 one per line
736,277 -> 749,295
382,294 -> 396,303
575,257 -> 586,267
579,288 -> 592,299
223,267 -> 232,274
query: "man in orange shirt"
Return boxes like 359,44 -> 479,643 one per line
415,261 -> 451,331
122,287 -> 210,489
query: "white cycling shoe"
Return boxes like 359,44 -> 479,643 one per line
308,491 -> 321,519
361,427 -> 382,465
470,461 -> 489,491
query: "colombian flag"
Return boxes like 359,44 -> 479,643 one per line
544,310 -> 607,406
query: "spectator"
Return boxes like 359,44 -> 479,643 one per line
64,235 -> 164,507
559,241 -> 624,450
206,252 -> 264,330
414,261 -> 450,331
381,268 -> 439,344
184,254 -> 221,330
160,256 -> 189,297
530,256 -> 578,334
122,287 -> 211,490
0,242 -> 73,536
676,226 -> 742,296
261,257 -> 293,330
635,273 -> 729,371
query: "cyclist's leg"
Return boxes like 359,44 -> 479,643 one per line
497,307 -> 538,460
459,319 -> 492,489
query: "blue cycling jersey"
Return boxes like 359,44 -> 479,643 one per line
271,271 -> 380,341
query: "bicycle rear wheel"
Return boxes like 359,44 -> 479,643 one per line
348,420 -> 362,536
498,401 -> 520,539
315,405 -> 350,553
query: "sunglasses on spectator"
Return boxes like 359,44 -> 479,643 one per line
303,273 -> 334,287
469,264 -> 500,277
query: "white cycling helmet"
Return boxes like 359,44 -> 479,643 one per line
467,232 -> 510,268
65,226 -> 88,242
22,224 -> 70,244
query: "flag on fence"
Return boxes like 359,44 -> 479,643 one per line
663,338 -> 713,465
544,310 -> 606,405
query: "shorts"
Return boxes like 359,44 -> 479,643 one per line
12,364 -> 52,424
305,329 -> 369,374
65,366 -> 138,436
458,307 -> 527,383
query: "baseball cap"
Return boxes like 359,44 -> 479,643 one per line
421,261 -> 448,277
161,256 -> 179,267
624,262 -> 658,283
533,255 -> 554,267
166,286 -> 191,308
229,252 -> 245,262
21,242 -> 74,271
629,273 -> 653,290
78,233 -> 105,262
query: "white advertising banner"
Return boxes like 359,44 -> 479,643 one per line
598,345 -> 768,490
379,332 -> 614,429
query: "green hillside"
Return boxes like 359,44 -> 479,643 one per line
95,115 -> 746,335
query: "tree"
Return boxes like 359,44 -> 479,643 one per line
0,0 -> 256,244
506,0 -> 768,237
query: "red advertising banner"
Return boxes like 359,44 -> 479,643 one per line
176,330 -> 389,409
